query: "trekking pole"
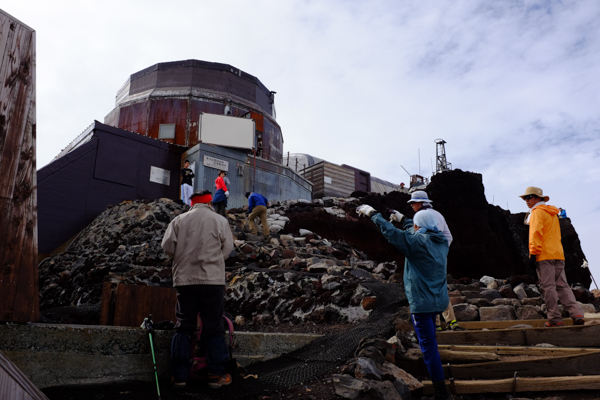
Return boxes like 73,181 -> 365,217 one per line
141,314 -> 161,400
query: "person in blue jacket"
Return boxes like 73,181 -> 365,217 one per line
356,204 -> 450,400
245,192 -> 270,241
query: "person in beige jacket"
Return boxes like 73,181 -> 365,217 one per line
162,189 -> 234,389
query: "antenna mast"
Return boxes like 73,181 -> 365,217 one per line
435,139 -> 452,174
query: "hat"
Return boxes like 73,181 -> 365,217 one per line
407,190 -> 432,204
190,189 -> 213,204
245,192 -> 251,198
519,186 -> 549,202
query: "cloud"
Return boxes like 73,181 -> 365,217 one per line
5,0 -> 600,280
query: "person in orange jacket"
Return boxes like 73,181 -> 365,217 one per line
520,186 -> 584,327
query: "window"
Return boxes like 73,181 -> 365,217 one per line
158,124 -> 176,139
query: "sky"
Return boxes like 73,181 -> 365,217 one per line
5,0 -> 600,284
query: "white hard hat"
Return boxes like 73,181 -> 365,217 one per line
407,190 -> 432,203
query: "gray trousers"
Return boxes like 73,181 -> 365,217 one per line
537,259 -> 583,323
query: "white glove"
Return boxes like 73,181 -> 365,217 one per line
225,191 -> 229,198
356,204 -> 376,217
389,209 -> 404,223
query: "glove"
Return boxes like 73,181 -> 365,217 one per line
225,191 -> 229,198
388,209 -> 404,223
356,204 -> 376,217
529,255 -> 537,271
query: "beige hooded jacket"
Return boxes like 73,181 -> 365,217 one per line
161,203 -> 234,286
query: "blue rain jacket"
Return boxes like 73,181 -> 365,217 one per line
371,213 -> 449,314
247,193 -> 268,213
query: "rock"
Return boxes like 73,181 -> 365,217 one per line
453,304 -> 479,321
357,346 -> 385,365
516,305 -> 544,320
366,380 -> 404,400
332,374 -> 369,399
449,296 -> 467,305
492,298 -> 521,308
487,280 -> 499,290
361,296 -> 377,311
499,284 -> 518,299
578,302 -> 596,314
379,361 -> 424,391
355,357 -> 383,380
299,229 -> 313,236
480,275 -> 496,285
573,286 -> 592,303
307,262 -> 328,273
467,298 -> 493,308
513,284 -> 528,300
520,297 -> 544,307
479,289 -> 502,301
591,289 -> 600,300
524,284 -> 541,298
480,305 -> 517,321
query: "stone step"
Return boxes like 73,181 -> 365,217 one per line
0,323 -> 322,389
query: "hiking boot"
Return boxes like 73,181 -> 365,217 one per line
573,315 -> 585,325
208,373 -> 232,389
545,321 -> 564,327
435,325 -> 443,331
449,320 -> 465,331
432,380 -> 450,400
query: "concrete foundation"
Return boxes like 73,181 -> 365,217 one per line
0,323 -> 321,389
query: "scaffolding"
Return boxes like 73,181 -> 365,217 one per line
435,139 -> 452,174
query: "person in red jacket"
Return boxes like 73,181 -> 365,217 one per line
520,186 -> 584,327
213,171 -> 229,217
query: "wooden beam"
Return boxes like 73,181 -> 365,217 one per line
442,351 -> 600,380
424,375 -> 600,395
456,318 -> 600,330
437,323 -> 600,347
438,349 -> 499,363
438,344 -> 600,357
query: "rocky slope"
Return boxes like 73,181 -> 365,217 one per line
38,169 -> 595,326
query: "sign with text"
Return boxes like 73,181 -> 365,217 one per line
150,166 -> 170,186
203,155 -> 229,171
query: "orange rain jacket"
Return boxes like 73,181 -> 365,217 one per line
529,204 -> 564,262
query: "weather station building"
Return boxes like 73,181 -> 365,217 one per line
38,60 -> 312,255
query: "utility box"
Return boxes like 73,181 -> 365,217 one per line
0,9 -> 38,323
301,161 -> 355,199
199,113 -> 255,150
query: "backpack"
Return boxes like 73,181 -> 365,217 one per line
189,313 -> 235,380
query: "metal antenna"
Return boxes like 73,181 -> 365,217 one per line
435,139 -> 452,173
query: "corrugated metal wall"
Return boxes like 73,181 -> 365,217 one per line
301,161 -> 355,198
183,144 -> 311,208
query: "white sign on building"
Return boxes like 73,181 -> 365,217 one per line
150,166 -> 171,185
203,155 -> 229,171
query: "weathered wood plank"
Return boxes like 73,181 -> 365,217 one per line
438,344 -> 600,357
0,10 -> 37,323
444,351 -> 600,380
424,375 -> 600,395
99,282 -> 113,325
112,283 -> 176,327
437,323 -> 600,347
457,318 -> 599,330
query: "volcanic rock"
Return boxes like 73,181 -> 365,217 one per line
480,305 -> 517,321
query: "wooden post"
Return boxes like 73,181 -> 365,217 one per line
0,10 -> 38,323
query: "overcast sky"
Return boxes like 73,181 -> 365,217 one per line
6,1 -> 600,283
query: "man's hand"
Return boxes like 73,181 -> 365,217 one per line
388,209 -> 404,223
356,204 -> 376,217
225,191 -> 229,198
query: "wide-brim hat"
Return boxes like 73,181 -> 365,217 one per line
407,190 -> 433,203
519,186 -> 549,202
